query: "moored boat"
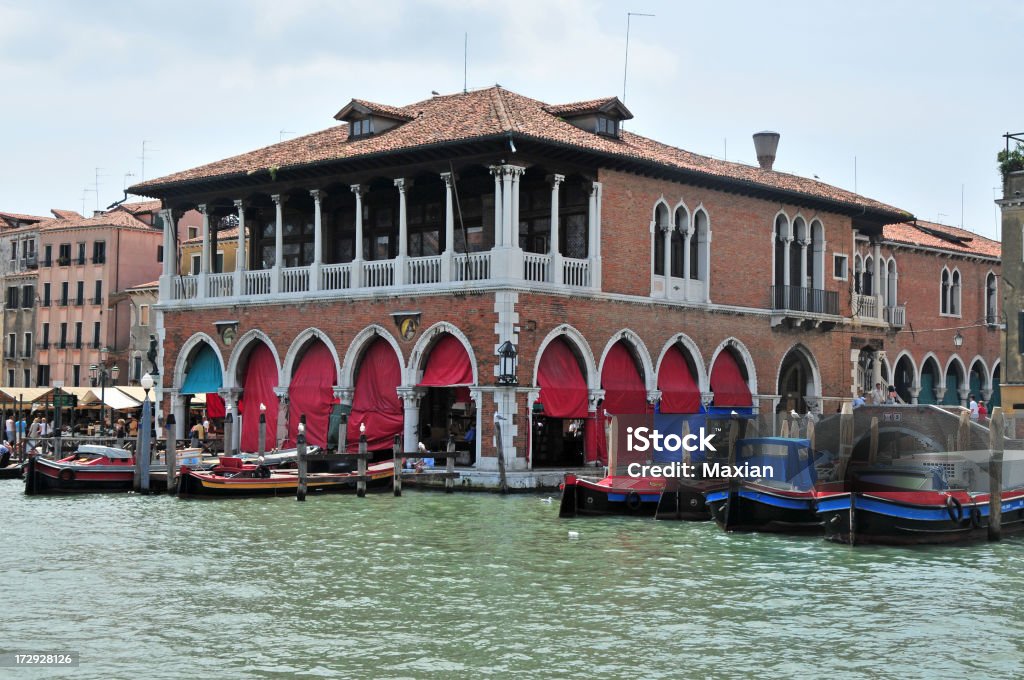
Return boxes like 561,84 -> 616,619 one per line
0,462 -> 25,479
705,437 -> 823,533
177,457 -> 395,498
817,464 -> 1024,545
558,473 -> 712,520
24,445 -> 166,495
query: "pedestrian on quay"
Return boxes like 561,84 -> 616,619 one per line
853,392 -> 867,408
969,395 -> 979,421
128,416 -> 139,438
5,413 -> 15,445
28,417 -> 41,453
978,400 -> 988,422
886,386 -> 905,404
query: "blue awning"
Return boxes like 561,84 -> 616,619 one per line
181,345 -> 223,395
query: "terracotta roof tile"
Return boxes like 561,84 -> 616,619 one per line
126,280 -> 159,290
132,87 -> 909,218
544,96 -> 631,118
883,220 -> 1001,259
334,98 -> 416,122
40,209 -> 153,232
50,209 -> 82,220
0,211 -> 52,228
182,225 -> 245,245
117,200 -> 162,214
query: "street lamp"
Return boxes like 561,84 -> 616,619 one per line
497,340 -> 518,385
953,331 -> 964,349
89,347 -> 120,434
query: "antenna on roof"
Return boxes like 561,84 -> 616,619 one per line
854,156 -> 857,194
123,172 -> 135,191
139,140 -> 151,182
81,187 -> 95,216
279,129 -> 294,142
94,168 -> 108,211
622,12 -> 655,104
463,32 -> 468,94
961,183 -> 964,229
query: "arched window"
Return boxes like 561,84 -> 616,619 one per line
792,216 -> 807,289
886,257 -> 898,307
773,213 -> 789,289
652,203 -> 669,276
862,255 -> 873,296
941,268 -> 950,314
986,272 -> 998,324
853,254 -> 863,294
810,219 -> 825,290
671,206 -> 687,278
692,208 -> 709,283
950,269 -> 961,316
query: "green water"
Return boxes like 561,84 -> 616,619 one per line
2,481 -> 1022,679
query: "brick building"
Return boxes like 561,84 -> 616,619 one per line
130,87 -> 1002,466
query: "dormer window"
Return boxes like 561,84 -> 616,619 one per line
596,116 -> 619,137
350,118 -> 375,138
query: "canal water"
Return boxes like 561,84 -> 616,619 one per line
2,481 -> 1022,679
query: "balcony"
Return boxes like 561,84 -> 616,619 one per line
93,297 -> 103,305
75,257 -> 86,266
26,254 -> 37,269
38,342 -> 49,350
771,285 -> 839,314
164,248 -> 597,308
884,305 -> 906,327
57,256 -> 70,266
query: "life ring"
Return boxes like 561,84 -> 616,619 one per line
946,495 -> 963,523
970,505 -> 982,528
625,490 -> 643,511
58,468 -> 75,482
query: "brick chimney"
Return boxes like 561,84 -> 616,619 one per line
753,131 -> 780,171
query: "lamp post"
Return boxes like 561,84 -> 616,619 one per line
89,346 -> 120,435
497,340 -> 518,385
953,330 -> 964,349
135,372 -> 154,492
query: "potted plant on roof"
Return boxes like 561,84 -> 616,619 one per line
998,142 -> 1024,180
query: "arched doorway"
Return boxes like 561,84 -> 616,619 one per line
657,344 -> 701,414
710,346 -> 753,414
944,359 -> 965,406
347,337 -> 403,453
180,342 -> 225,439
992,364 -> 1002,408
237,342 -> 279,453
893,354 -> 915,404
417,333 -> 476,462
919,357 -> 941,405
968,360 -> 987,404
533,337 -> 589,467
777,347 -> 817,414
286,339 -> 337,447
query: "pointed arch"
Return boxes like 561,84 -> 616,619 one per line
282,327 -> 341,388
340,324 -> 405,389
652,198 -> 671,277
655,333 -> 707,393
708,337 -> 758,407
692,205 -> 710,290
810,218 -> 825,290
968,355 -> 990,399
408,322 -> 478,386
532,324 -> 598,391
596,330 -> 655,391
775,343 -> 822,414
943,353 -> 966,405
227,328 -> 283,387
173,332 -> 226,391
892,350 -> 917,403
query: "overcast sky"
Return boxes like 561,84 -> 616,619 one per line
1,0 -> 1021,239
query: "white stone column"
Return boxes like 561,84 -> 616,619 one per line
491,167 -> 504,247
398,387 -> 423,455
550,174 -> 564,285
394,178 -> 408,286
589,181 -> 603,290
441,172 -> 455,282
799,239 -> 809,310
198,204 -> 210,299
159,208 -> 175,301
782,236 -> 792,288
703,226 -> 712,303
271,194 -> 285,294
510,168 -> 523,249
351,184 -> 364,288
310,189 -> 324,292
501,170 -> 514,248
661,224 -> 672,299
233,200 -> 246,298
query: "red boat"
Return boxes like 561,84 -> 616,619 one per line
559,473 -> 712,520
24,445 -> 166,494
177,457 -> 395,498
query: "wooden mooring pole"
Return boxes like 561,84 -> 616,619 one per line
393,435 -> 402,497
445,435 -> 455,493
868,417 -> 879,466
165,413 -> 178,495
296,416 -> 308,502
988,407 -> 1004,541
838,402 -> 855,545
722,416 -> 740,531
357,434 -> 367,498
257,407 -> 267,459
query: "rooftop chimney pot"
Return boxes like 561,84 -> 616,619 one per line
753,131 -> 780,171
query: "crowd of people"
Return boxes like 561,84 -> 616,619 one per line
851,381 -> 990,421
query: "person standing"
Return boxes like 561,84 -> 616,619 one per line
5,413 -> 14,445
969,395 -> 979,421
28,417 -> 41,453
870,382 -> 885,405
978,400 -> 989,422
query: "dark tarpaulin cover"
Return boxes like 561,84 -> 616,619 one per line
286,340 -> 337,447
239,343 -> 280,453
206,393 -> 225,418
419,335 -> 473,387
347,338 -> 404,451
601,342 -> 648,415
537,338 -> 588,419
710,350 -> 753,407
181,344 -> 222,395
658,347 -> 701,414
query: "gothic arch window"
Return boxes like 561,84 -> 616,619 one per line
671,205 -> 688,278
941,267 -> 951,315
986,272 -> 998,324
810,219 -> 825,290
692,208 -> 709,283
653,202 -> 669,276
862,255 -> 874,296
886,257 -> 898,307
950,268 -> 962,316
773,213 -> 790,289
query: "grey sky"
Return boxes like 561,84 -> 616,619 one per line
1,0 -> 1020,239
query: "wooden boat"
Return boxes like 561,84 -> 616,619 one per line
558,473 -> 712,520
23,445 -> 167,494
177,457 -> 395,498
704,437 -> 822,533
0,462 -> 24,479
816,464 -> 1024,545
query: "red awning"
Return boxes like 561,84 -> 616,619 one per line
601,342 -> 647,415
206,393 -> 226,418
239,343 -> 280,452
347,338 -> 404,451
710,350 -> 753,407
287,340 -> 337,447
537,338 -> 588,419
419,335 -> 473,387
658,347 -> 701,413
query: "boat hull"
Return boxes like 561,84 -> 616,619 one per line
24,456 -> 167,494
817,491 -> 1024,546
177,462 -> 394,498
705,484 -> 820,533
0,463 -> 24,479
558,475 -> 710,520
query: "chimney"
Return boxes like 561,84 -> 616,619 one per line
753,131 -> 780,171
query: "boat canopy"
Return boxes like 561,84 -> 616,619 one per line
77,445 -> 133,460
